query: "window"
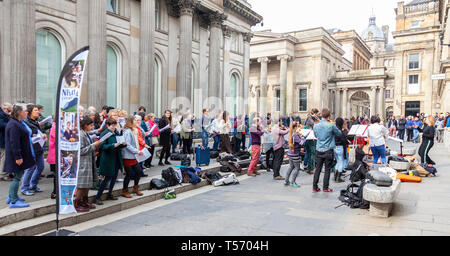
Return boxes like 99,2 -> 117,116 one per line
107,44 -> 119,108
411,20 -> 420,28
154,57 -> 162,117
36,29 -> 62,117
275,89 -> 280,112
107,0 -> 119,14
408,74 -> 419,94
409,53 -> 420,70
299,89 -> 307,112
230,74 -> 239,117
405,101 -> 420,117
385,90 -> 391,99
155,0 -> 160,30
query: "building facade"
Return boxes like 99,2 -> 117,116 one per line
0,0 -> 262,117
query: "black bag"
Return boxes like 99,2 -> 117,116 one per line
150,178 -> 169,190
338,180 -> 370,209
217,155 -> 237,162
238,160 -> 251,168
366,170 -> 393,187
181,156 -> 191,167
203,171 -> 223,184
220,161 -> 243,173
210,151 -> 220,159
231,137 -> 238,153
388,155 -> 408,163
349,161 -> 369,183
171,153 -> 188,161
220,166 -> 232,173
161,168 -> 180,187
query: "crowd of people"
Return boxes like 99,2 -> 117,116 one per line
0,100 -> 443,209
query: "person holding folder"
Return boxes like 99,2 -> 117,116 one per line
121,116 -> 145,198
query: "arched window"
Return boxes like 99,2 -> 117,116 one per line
36,29 -> 62,117
230,73 -> 239,117
154,57 -> 162,117
106,44 -> 119,108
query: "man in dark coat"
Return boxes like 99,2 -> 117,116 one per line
1,103 -> 13,181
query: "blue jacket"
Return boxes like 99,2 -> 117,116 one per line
3,118 -> 36,173
0,109 -> 9,148
405,120 -> 414,129
313,119 -> 342,152
413,120 -> 423,131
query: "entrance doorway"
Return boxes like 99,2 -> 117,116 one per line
405,101 -> 420,117
350,91 -> 370,118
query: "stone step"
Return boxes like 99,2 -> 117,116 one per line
0,158 -> 286,236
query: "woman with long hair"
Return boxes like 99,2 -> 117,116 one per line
146,113 -> 159,167
158,110 -> 172,166
418,116 -> 436,165
4,104 -> 35,208
285,121 -> 303,187
219,111 -> 232,153
180,113 -> 194,155
121,116 -> 144,198
333,117 -> 349,183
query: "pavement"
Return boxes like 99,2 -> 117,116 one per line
69,140 -> 450,236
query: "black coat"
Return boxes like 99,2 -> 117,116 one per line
24,117 -> 44,156
0,108 -> 9,148
397,119 -> 406,130
4,118 -> 36,173
158,118 -> 172,146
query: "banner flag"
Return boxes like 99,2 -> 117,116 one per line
55,47 -> 89,214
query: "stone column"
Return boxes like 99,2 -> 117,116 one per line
342,88 -> 348,119
207,11 -> 226,106
88,0 -> 107,109
243,33 -> 253,115
139,0 -> 155,112
6,0 -> 36,104
258,57 -> 270,117
378,86 -> 385,121
178,0 -> 196,106
277,55 -> 290,117
370,86 -> 377,117
222,25 -> 232,114
335,89 -> 341,118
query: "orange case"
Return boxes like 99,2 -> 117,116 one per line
397,173 -> 422,183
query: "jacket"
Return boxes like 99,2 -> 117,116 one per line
422,125 -> 435,141
24,117 -> 44,156
98,129 -> 126,176
148,120 -> 159,137
46,122 -> 56,165
180,120 -> 194,140
406,120 -> 414,129
3,118 -> 36,173
249,125 -> 264,146
388,120 -> 398,129
121,128 -> 140,159
140,121 -> 152,146
158,118 -> 172,146
397,119 -> 406,130
272,125 -> 289,151
313,119 -> 342,152
0,108 -> 9,148
79,130 -> 97,178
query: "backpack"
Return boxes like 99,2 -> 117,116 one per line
338,180 -> 370,209
349,161 -> 369,183
202,171 -> 223,184
150,178 -> 169,190
213,173 -> 239,187
181,156 -> 191,167
219,161 -> 243,173
161,168 -> 180,187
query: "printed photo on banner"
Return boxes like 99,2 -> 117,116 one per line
60,151 -> 78,180
62,60 -> 85,89
60,185 -> 76,206
60,111 -> 79,144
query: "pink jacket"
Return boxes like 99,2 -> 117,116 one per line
46,122 -> 56,165
148,120 -> 159,137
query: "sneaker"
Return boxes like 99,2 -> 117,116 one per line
312,187 -> 321,193
274,176 -> 284,180
291,183 -> 301,188
6,197 -> 25,204
9,201 -> 30,209
284,181 -> 290,186
323,188 -> 334,193
300,163 -> 305,170
158,163 -> 165,167
21,191 -> 34,196
31,187 -> 43,193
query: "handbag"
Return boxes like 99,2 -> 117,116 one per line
151,137 -> 159,145
348,145 -> 356,165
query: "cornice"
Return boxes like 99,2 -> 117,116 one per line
223,0 -> 263,26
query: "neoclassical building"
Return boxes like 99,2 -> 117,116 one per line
0,0 -> 262,117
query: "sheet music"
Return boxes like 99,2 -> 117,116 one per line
159,124 -> 171,133
115,136 -> 125,144
40,115 -> 53,125
135,148 -> 151,163
99,132 -> 113,143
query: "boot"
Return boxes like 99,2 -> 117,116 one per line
83,196 -> 96,209
133,185 -> 144,196
336,172 -> 345,183
74,199 -> 89,212
122,188 -> 132,198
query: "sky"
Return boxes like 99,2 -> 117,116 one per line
249,0 -> 399,43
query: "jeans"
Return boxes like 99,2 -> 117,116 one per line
407,128 -> 413,141
212,133 -> 220,151
265,146 -> 274,169
248,145 -> 261,173
272,148 -> 285,178
240,135 -> 246,150
305,140 -> 316,171
21,153 -> 45,193
201,130 -> 209,148
397,129 -> 405,141
171,133 -> 179,153
286,156 -> 301,184
371,145 -> 386,164
413,129 -> 419,142
333,146 -> 348,173
9,170 -> 24,203
313,149 -> 334,190
96,167 -> 119,199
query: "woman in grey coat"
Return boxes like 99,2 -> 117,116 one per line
76,116 -> 103,212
